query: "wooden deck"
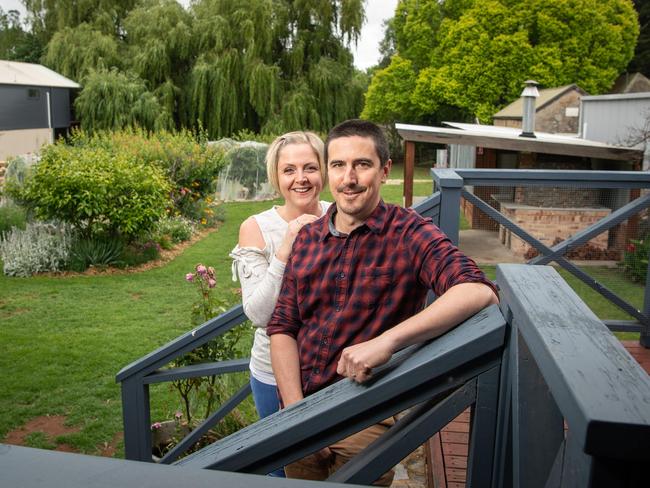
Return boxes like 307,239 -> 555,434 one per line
427,340 -> 650,488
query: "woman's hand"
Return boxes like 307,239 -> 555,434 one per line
276,214 -> 319,262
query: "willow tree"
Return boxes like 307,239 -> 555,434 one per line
42,23 -> 121,81
122,0 -> 194,127
186,0 -> 368,138
75,68 -> 173,132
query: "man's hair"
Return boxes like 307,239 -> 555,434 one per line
265,131 -> 325,193
325,119 -> 390,167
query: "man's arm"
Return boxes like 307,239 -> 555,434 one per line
270,333 -> 304,406
336,282 -> 498,382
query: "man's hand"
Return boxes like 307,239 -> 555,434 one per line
336,335 -> 394,383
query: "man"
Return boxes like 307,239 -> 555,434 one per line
267,119 -> 498,483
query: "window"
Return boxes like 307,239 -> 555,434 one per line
27,88 -> 40,100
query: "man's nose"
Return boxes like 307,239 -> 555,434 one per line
342,165 -> 357,185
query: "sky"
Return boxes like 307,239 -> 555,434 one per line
0,0 -> 398,70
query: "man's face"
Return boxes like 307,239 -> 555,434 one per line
327,135 -> 391,224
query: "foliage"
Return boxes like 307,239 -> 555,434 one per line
74,68 -> 173,132
364,0 -> 640,124
0,203 -> 28,237
68,236 -> 125,272
0,7 -> 43,62
623,237 -> 649,283
628,0 -> 650,75
118,239 -> 162,268
155,216 -> 195,245
66,128 -> 226,219
9,141 -> 171,239
42,24 -> 121,82
21,0 -> 367,136
172,264 -> 249,425
0,221 -> 74,276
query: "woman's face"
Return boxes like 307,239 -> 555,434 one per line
276,143 -> 323,211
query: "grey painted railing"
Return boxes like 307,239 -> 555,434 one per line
433,168 -> 650,346
5,266 -> 650,486
495,264 -> 650,488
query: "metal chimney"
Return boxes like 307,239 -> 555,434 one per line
520,80 -> 539,138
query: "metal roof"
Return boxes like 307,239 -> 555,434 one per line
493,84 -> 585,119
0,60 -> 80,89
395,122 -> 643,162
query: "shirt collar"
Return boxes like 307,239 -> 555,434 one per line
318,200 -> 388,241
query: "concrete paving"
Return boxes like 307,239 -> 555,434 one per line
458,229 -> 525,265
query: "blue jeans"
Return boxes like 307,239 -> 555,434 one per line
250,376 -> 285,477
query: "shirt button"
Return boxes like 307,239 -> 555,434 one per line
322,338 -> 328,345
339,272 -> 345,279
313,368 -> 320,374
335,306 -> 341,312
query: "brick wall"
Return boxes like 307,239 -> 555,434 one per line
499,203 -> 611,257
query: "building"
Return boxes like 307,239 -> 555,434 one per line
492,84 -> 586,134
0,60 -> 80,162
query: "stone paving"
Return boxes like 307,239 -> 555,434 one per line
391,446 -> 428,488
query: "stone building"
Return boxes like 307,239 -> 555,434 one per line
492,84 -> 586,134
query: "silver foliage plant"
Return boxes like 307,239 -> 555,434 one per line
0,222 -> 75,277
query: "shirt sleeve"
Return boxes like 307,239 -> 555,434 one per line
266,246 -> 302,339
230,245 -> 286,328
409,218 -> 498,297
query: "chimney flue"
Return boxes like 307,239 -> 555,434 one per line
520,80 -> 539,138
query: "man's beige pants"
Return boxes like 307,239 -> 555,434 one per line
284,418 -> 395,486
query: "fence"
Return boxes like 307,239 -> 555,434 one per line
432,168 -> 650,346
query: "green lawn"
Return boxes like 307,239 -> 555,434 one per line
0,192 -> 644,457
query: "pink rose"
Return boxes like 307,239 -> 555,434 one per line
196,265 -> 207,275
185,273 -> 194,282
208,278 -> 216,288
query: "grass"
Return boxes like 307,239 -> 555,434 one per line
0,190 -> 645,457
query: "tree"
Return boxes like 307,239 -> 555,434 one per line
363,0 -> 639,124
0,7 -> 43,62
74,68 -> 173,132
42,23 -> 122,81
628,0 -> 650,75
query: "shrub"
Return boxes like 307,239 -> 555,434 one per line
623,237 -> 649,283
118,240 -> 161,268
67,129 -> 226,219
9,142 -> 171,239
0,203 -> 27,236
0,222 -> 74,276
155,216 -> 195,244
68,236 -> 125,272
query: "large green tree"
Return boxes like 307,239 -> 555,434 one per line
25,0 -> 367,137
363,0 -> 639,124
0,7 -> 43,62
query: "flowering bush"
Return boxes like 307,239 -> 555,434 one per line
0,222 -> 75,276
171,264 -> 247,425
623,237 -> 649,283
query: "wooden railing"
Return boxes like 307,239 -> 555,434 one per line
432,168 -> 650,347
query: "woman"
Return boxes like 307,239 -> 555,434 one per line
230,131 -> 330,450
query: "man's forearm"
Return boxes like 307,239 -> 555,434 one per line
337,282 -> 498,381
270,333 -> 304,406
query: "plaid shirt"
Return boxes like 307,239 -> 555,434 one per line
267,200 -> 496,397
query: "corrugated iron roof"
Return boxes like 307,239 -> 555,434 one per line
395,122 -> 643,162
0,60 -> 80,89
493,84 -> 584,119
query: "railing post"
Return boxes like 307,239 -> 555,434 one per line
432,168 -> 463,245
403,140 -> 415,208
121,376 -> 152,461
642,258 -> 650,348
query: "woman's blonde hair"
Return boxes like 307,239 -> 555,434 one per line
266,131 -> 325,193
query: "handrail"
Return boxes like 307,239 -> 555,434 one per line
116,304 -> 248,382
444,168 -> 650,188
496,264 -> 650,486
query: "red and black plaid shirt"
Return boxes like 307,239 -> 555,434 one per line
267,200 -> 496,397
